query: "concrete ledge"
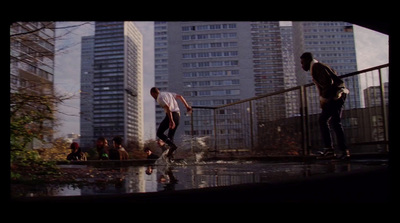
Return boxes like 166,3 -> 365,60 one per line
56,153 -> 389,167
56,159 -> 160,167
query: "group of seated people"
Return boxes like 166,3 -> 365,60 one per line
95,136 -> 129,160
67,137 -> 164,161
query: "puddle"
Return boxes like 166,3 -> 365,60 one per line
12,160 -> 387,197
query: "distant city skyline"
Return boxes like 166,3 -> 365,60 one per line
53,21 -> 389,140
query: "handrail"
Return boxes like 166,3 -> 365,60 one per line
193,63 -> 389,110
303,63 -> 389,87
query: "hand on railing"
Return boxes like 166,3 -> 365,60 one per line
186,107 -> 193,116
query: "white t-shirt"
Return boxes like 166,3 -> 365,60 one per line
157,92 -> 180,113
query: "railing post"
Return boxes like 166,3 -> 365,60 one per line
249,101 -> 254,150
190,110 -> 194,154
300,86 -> 310,155
213,108 -> 217,153
378,68 -> 389,151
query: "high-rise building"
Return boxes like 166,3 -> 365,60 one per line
10,22 -> 56,145
364,82 -> 389,107
80,21 -> 143,150
80,36 -> 95,150
154,22 -> 170,129
292,21 -> 360,113
251,22 -> 287,123
280,24 -> 299,118
154,22 -> 288,146
10,22 -> 55,93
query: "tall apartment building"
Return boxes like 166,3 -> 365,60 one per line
364,82 -> 389,107
154,22 -> 170,129
80,21 -> 143,150
251,22 -> 286,123
292,21 -> 360,113
80,36 -> 95,150
280,24 -> 298,118
154,21 -> 289,146
10,22 -> 56,145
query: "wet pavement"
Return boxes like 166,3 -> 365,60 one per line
10,156 -> 391,203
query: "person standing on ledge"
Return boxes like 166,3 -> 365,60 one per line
300,52 -> 350,159
150,87 -> 192,160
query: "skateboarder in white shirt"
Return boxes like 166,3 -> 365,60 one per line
150,87 -> 192,160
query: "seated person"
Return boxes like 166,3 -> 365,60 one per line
144,147 -> 159,159
67,142 -> 87,161
109,136 -> 129,160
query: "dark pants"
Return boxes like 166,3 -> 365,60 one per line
157,112 -> 180,146
319,95 -> 347,151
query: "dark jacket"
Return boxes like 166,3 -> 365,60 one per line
108,148 -> 121,160
311,62 -> 347,99
109,147 -> 129,160
147,153 -> 159,160
67,150 -> 86,161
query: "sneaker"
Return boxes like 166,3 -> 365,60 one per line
167,157 -> 175,164
166,144 -> 177,158
317,148 -> 335,157
337,149 -> 351,160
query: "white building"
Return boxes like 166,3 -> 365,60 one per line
80,21 -> 144,150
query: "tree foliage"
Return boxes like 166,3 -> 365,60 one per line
10,22 -> 82,182
10,90 -> 70,181
37,137 -> 71,160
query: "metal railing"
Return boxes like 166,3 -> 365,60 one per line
189,64 -> 389,156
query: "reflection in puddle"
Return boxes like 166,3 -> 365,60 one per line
15,160 -> 385,197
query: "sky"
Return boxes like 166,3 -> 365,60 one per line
53,21 -> 389,140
